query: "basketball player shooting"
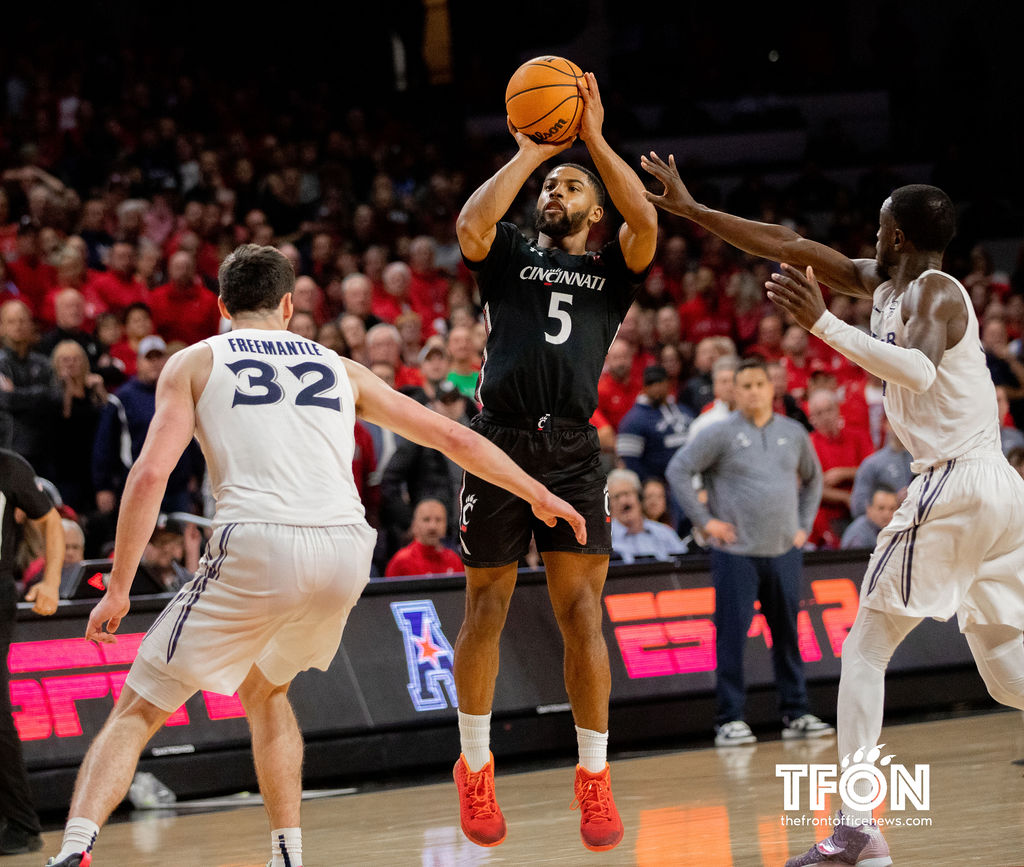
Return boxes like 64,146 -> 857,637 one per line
44,244 -> 586,867
451,71 -> 657,852
642,151 -> 1024,865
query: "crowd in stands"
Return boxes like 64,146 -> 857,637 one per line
3,55 -> 1024,589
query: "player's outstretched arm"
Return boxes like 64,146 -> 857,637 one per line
577,73 -> 657,273
767,264 -> 959,393
457,120 -> 575,262
87,346 -> 207,644
346,359 -> 587,544
641,151 -> 877,299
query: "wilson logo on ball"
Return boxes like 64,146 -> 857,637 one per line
505,56 -> 584,145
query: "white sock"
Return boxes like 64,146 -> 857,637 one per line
458,710 -> 491,772
57,818 -> 99,861
271,827 -> 302,867
575,726 -> 608,773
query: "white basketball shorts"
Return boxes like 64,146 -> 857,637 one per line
126,521 -> 377,711
860,450 -> 1024,632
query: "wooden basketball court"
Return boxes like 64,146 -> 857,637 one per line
14,710 -> 1024,866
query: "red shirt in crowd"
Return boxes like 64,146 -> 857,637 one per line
148,279 -> 222,346
678,294 -> 735,343
809,425 -> 876,549
6,256 -> 57,314
371,289 -> 408,324
409,268 -> 449,328
597,370 -> 642,431
395,363 -> 424,391
385,539 -> 462,578
90,270 -> 148,317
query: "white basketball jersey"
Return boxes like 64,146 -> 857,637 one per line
194,329 -> 365,525
871,269 -> 1000,468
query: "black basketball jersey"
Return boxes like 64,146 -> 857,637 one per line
465,221 -> 646,420
0,449 -> 54,581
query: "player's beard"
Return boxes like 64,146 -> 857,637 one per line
534,206 -> 587,239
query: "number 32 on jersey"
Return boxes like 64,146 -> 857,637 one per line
226,359 -> 341,411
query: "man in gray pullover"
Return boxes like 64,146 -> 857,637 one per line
666,357 -> 830,746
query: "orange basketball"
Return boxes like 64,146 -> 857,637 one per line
505,56 -> 584,145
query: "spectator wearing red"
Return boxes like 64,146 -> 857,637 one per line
678,265 -> 735,344
598,337 -> 642,431
108,302 -> 155,377
366,322 -> 422,390
781,324 -> 817,402
407,235 -> 450,332
804,368 -> 872,447
89,240 -> 147,318
373,261 -> 413,324
5,219 -> 57,315
745,312 -> 785,361
36,242 -> 102,328
352,418 -> 379,528
806,387 -> 875,549
617,303 -> 658,374
148,251 -> 222,346
384,498 -> 462,578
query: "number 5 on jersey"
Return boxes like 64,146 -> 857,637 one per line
227,359 -> 341,411
545,291 -> 574,345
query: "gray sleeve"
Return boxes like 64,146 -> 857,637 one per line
665,424 -> 723,530
795,428 -> 823,532
849,459 -> 877,517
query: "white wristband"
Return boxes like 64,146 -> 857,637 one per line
810,311 -> 937,394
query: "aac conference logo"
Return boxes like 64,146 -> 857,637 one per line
391,600 -> 458,712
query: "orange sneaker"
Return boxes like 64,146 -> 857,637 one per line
572,763 -> 624,852
453,753 -> 507,847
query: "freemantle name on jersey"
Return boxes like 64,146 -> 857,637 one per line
519,265 -> 606,292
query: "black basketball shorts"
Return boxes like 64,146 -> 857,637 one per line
458,413 -> 612,568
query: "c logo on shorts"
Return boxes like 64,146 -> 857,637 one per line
461,493 -> 478,532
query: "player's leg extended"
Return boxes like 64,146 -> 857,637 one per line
454,564 -> 518,715
965,624 -> 1024,710
238,665 -> 302,828
69,686 -> 172,822
542,551 -> 611,731
784,607 -> 915,866
47,687 -> 173,865
836,607 -> 918,812
238,664 -> 304,867
543,550 -> 623,851
451,563 -> 517,847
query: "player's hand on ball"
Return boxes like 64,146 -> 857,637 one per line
641,152 -> 698,218
506,117 -> 575,159
576,72 -> 604,143
766,264 -> 827,330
